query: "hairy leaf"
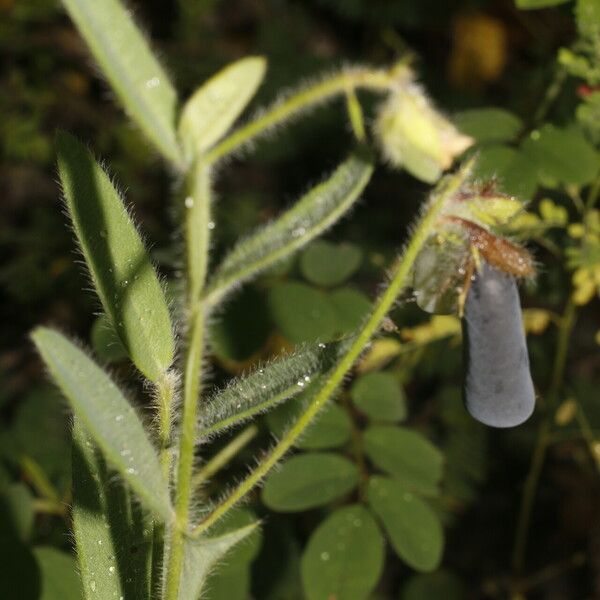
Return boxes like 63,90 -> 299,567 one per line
301,505 -> 384,600
33,328 -> 172,521
61,0 -> 182,165
179,56 -> 266,160
179,524 -> 258,600
57,132 -> 174,381
200,344 -> 328,437
72,420 -> 152,600
205,150 -> 374,305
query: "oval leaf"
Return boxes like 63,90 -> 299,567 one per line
206,151 -> 374,305
57,132 -> 174,381
34,548 -> 83,600
363,426 -> 443,495
301,505 -> 385,600
179,56 -> 266,160
262,453 -> 359,512
300,241 -> 363,287
32,328 -> 172,521
368,477 -> 444,572
61,0 -> 182,166
350,372 -> 406,422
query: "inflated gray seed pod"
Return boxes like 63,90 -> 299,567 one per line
462,262 -> 535,428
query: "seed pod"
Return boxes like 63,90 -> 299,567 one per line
462,262 -> 535,428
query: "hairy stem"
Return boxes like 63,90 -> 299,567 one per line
164,164 -> 212,599
190,163 -> 471,537
512,296 -> 577,576
203,67 -> 396,165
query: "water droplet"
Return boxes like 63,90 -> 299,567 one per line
318,343 -> 326,348
108,566 -> 115,574
184,196 -> 194,209
99,230 -> 107,238
97,540 -> 103,546
115,415 -> 124,422
207,221 -> 215,230
126,467 -> 137,475
297,380 -> 304,387
304,375 -> 310,382
320,552 -> 330,561
90,581 -> 96,592
121,280 -> 129,287
145,77 -> 160,89
292,227 -> 306,237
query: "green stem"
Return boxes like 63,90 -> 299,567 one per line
512,296 -> 577,575
190,161 -> 471,538
192,425 -> 259,491
203,67 -> 395,165
164,164 -> 212,599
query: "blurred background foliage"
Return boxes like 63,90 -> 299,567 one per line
1,0 -> 600,598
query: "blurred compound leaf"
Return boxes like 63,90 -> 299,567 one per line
33,547 -> 83,600
301,505 -> 385,600
330,287 -> 372,334
56,133 -> 175,382
521,125 -> 599,187
300,241 -> 363,287
269,282 -> 338,344
1,484 -> 34,543
90,313 -> 127,363
262,453 -> 359,512
60,0 -> 182,166
350,371 -> 407,422
363,426 -> 444,495
367,476 -> 444,572
33,328 -> 172,521
71,419 -> 152,600
453,108 -> 522,143
206,152 -> 374,304
401,570 -> 467,600
179,56 -> 266,160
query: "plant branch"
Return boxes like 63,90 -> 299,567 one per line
190,161 -> 471,537
203,67 -> 396,165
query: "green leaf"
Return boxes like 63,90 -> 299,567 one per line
72,419 -> 152,600
473,145 -> 538,200
33,328 -> 172,521
363,426 -> 443,495
351,372 -> 407,422
301,505 -> 385,600
368,477 -> 444,572
269,282 -> 338,344
206,151 -> 374,305
33,547 -> 83,600
90,313 -> 127,363
401,570 -> 467,600
0,484 -> 34,543
515,0 -> 572,7
453,108 -> 522,143
179,56 -> 266,160
205,566 -> 250,600
201,344 -> 328,436
262,453 -> 359,512
330,287 -> 372,334
265,388 -> 352,450
297,402 -> 352,450
521,125 -> 599,187
60,0 -> 182,166
300,241 -> 363,287
56,132 -> 174,381
576,0 -> 600,39
180,524 -> 258,600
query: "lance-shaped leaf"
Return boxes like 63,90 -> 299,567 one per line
57,132 -> 174,382
179,524 -> 258,600
199,344 -> 329,437
61,0 -> 182,166
205,150 -> 374,306
72,419 -> 152,600
179,56 -> 267,160
32,327 -> 172,521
